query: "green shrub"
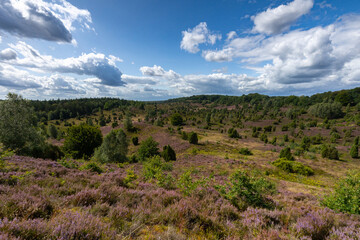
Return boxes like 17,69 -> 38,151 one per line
322,171 -> 360,214
228,128 -> 240,138
162,145 -> 176,161
239,148 -> 253,155
124,114 -> 135,132
177,171 -> 210,196
93,129 -> 128,163
350,136 -> 359,159
272,158 -> 314,176
188,132 -> 198,144
63,124 -> 102,159
300,136 -> 311,151
170,113 -> 184,126
181,131 -> 188,140
48,125 -> 58,139
138,136 -> 160,161
131,136 -> 139,146
80,162 -> 104,174
321,145 -> 339,160
216,170 -> 276,210
143,155 -> 173,180
279,147 -> 294,161
260,133 -> 268,143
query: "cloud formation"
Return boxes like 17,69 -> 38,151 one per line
2,42 -> 125,86
0,0 -> 91,43
201,14 -> 360,88
252,0 -> 314,35
180,22 -> 221,53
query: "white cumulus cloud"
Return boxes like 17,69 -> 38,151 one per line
180,22 -> 221,53
252,0 -> 314,35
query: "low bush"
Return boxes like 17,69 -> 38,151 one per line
138,136 -> 160,161
321,144 -> 339,160
322,171 -> 360,214
279,147 -> 294,161
80,162 -> 104,174
272,158 -> 314,176
188,132 -> 198,144
216,170 -> 276,210
239,148 -> 253,155
162,145 -> 176,161
228,128 -> 241,138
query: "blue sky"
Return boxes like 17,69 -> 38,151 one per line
0,0 -> 359,100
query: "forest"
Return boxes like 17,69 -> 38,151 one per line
0,87 -> 360,239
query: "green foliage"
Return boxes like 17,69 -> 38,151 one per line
300,136 -> 311,151
80,162 -> 104,174
272,158 -> 314,176
188,132 -> 198,144
0,93 -> 40,152
124,114 -> 134,132
58,159 -> 79,169
63,124 -> 103,159
177,171 -> 211,196
228,128 -> 240,138
350,136 -> 359,159
170,113 -> 184,126
216,170 -> 276,210
283,134 -> 289,142
123,168 -> 138,188
323,171 -> 360,214
93,129 -> 128,163
143,155 -> 173,180
308,102 -> 344,119
260,133 -> 268,143
0,150 -> 14,171
162,145 -> 176,162
239,148 -> 253,155
131,136 -> 139,146
279,147 -> 294,161
181,131 -> 188,140
48,125 -> 58,139
321,144 -> 339,160
138,136 -> 160,161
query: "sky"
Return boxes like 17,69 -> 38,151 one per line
0,0 -> 360,100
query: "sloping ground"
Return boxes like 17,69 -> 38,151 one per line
1,155 -> 360,239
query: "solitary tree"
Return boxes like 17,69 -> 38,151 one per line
162,145 -> 176,161
138,136 -> 160,161
94,129 -> 128,163
0,93 -> 39,151
189,132 -> 198,144
124,114 -> 134,132
170,113 -> 184,126
63,124 -> 103,159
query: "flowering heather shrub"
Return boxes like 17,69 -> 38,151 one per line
0,192 -> 53,220
329,222 -> 360,240
294,208 -> 335,240
48,210 -> 116,240
70,188 -> 99,206
0,218 -> 48,240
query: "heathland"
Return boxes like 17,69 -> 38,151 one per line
1,88 -> 360,239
